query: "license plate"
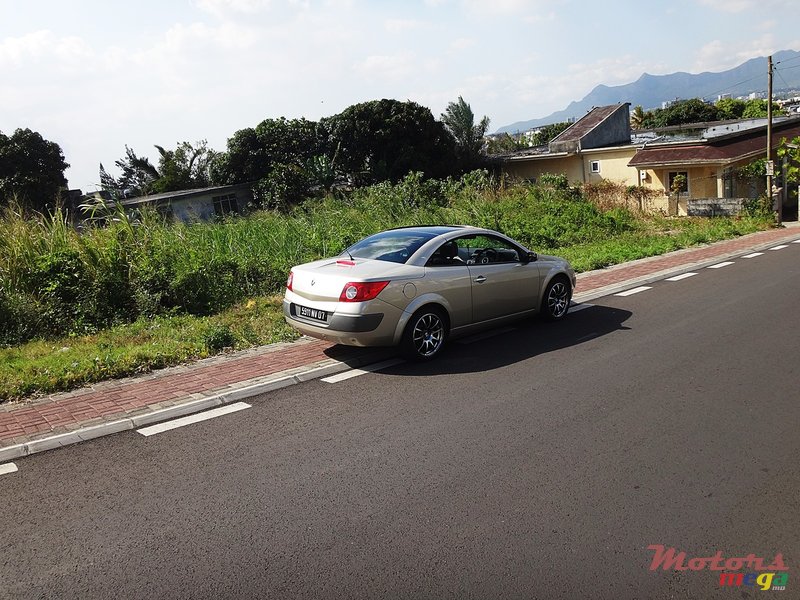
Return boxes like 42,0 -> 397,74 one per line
297,305 -> 328,323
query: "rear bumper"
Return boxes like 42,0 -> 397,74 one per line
285,301 -> 384,332
283,300 -> 396,347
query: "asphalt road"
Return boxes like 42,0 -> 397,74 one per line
1,244 -> 799,599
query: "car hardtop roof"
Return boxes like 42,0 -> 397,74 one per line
386,225 -> 480,234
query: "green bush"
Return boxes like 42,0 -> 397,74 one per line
202,324 -> 236,351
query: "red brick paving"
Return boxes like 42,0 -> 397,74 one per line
1,226 -> 799,449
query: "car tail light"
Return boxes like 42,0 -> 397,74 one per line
339,281 -> 390,302
286,271 -> 294,291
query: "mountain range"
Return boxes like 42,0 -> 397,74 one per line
495,49 -> 800,134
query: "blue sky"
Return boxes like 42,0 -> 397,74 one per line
1,0 -> 798,191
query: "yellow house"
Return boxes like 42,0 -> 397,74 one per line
501,103 -> 640,187
628,117 -> 800,216
497,104 -> 800,217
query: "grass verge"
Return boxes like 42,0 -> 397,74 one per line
0,296 -> 298,402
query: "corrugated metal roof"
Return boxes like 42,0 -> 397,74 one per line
628,118 -> 800,167
119,183 -> 251,206
550,104 -> 626,144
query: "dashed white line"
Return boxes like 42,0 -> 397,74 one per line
707,261 -> 735,269
137,402 -> 251,437
321,358 -> 405,383
769,245 -> 789,251
666,272 -> 698,282
0,462 -> 19,476
742,252 -> 763,258
792,240 -> 800,244
615,286 -> 652,297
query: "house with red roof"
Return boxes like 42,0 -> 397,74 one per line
497,104 -> 800,218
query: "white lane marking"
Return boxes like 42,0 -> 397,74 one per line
769,245 -> 789,250
458,326 -> 517,345
0,462 -> 19,476
569,303 -> 595,313
665,272 -> 697,282
137,402 -> 251,437
792,239 -> 800,244
707,261 -> 735,269
615,286 -> 652,297
742,252 -> 763,258
321,358 -> 405,383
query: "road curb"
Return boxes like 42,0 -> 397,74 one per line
574,231 -> 800,302
0,351 -> 395,463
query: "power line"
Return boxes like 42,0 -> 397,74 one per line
775,54 -> 800,66
700,73 -> 765,102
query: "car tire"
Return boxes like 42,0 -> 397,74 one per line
401,306 -> 448,361
540,277 -> 571,321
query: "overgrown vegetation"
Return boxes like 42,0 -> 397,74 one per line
0,171 -> 773,400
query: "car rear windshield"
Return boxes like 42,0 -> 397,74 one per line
344,230 -> 438,264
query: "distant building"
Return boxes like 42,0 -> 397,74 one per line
119,184 -> 254,222
496,103 -> 800,217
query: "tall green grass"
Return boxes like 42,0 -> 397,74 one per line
0,171 -> 771,348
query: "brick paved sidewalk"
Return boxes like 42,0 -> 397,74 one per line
2,224 -> 799,455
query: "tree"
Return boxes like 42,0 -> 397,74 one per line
440,96 -> 490,171
100,146 -> 159,198
527,121 -> 572,146
777,136 -> 800,185
321,99 -> 456,186
642,98 -> 721,128
211,118 -> 325,187
102,141 -> 217,198
715,98 -> 746,120
630,105 -> 645,130
485,133 -> 527,154
741,99 -> 784,119
150,140 -> 216,194
0,128 -> 69,211
210,118 -> 327,207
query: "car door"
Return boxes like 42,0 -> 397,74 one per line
457,234 -> 541,323
423,240 -> 473,329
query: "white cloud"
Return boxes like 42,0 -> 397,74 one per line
195,0 -> 273,16
698,0 -> 799,11
354,52 -> 416,80
0,30 -> 57,67
692,35 -> 780,72
384,18 -> 427,33
697,0 -> 755,12
449,37 -> 476,51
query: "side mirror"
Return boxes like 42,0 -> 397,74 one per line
524,251 -> 537,263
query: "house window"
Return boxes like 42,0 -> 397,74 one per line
723,168 -> 735,198
213,193 -> 239,217
667,171 -> 689,195
590,160 -> 601,174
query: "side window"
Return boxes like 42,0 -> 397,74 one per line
454,235 -> 520,265
425,240 -> 465,267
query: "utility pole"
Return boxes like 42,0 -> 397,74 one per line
767,55 -> 780,223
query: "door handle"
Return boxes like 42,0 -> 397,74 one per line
474,275 -> 486,283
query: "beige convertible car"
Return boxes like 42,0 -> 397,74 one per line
284,225 -> 575,360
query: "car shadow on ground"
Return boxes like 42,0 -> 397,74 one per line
322,304 -> 632,376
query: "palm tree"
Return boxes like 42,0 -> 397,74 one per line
441,96 -> 490,169
630,105 -> 645,130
